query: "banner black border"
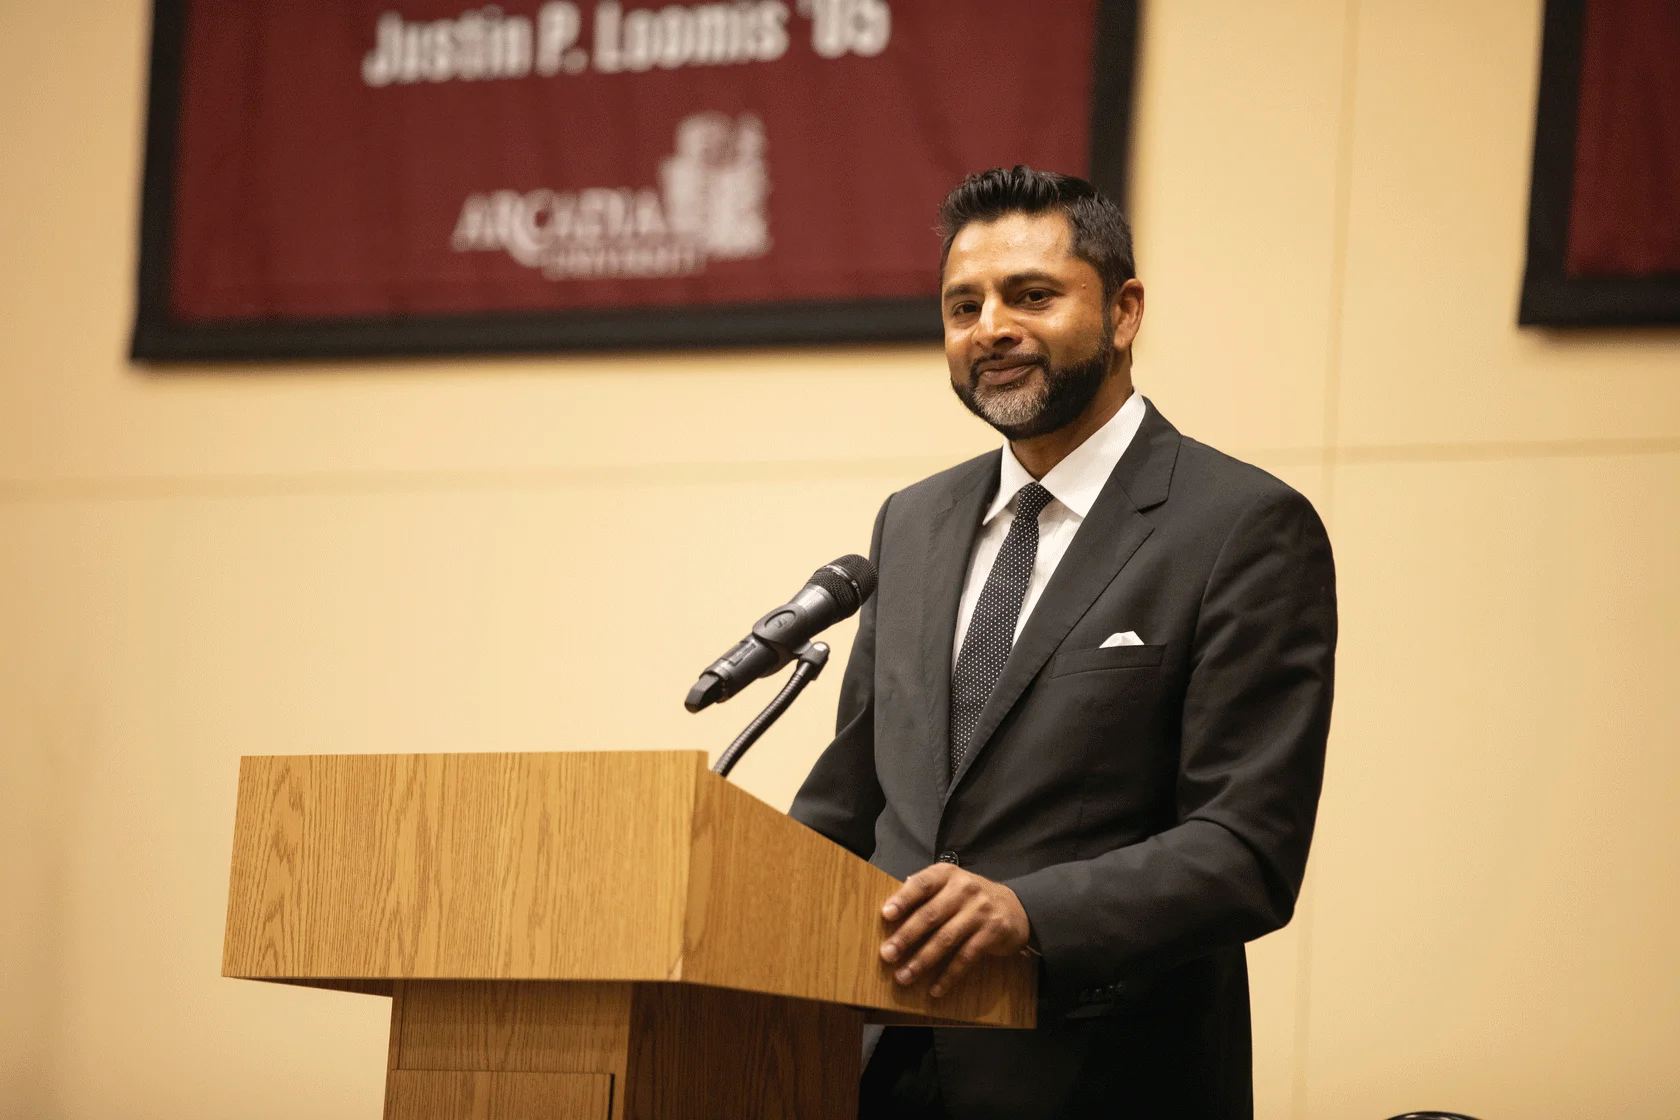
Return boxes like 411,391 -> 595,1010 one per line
1519,0 -> 1680,327
131,0 -> 1142,363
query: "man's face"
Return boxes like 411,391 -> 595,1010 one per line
941,212 -> 1114,441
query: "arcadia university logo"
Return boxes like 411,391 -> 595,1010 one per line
451,111 -> 770,280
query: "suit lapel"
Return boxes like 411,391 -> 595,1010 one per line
944,402 -> 1183,799
918,453 -> 999,801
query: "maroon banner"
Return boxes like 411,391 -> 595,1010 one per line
135,0 -> 1140,359
1520,0 -> 1680,326
1565,0 -> 1680,277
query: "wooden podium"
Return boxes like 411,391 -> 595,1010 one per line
223,750 -> 1036,1119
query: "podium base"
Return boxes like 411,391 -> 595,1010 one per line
384,980 -> 863,1120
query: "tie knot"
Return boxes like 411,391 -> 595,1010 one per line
1014,482 -> 1054,521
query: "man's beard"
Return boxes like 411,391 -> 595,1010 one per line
952,332 -> 1115,441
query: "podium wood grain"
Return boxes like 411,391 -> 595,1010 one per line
621,984 -> 861,1120
224,750 -> 1035,1026
385,980 -> 863,1120
224,750 -> 1034,1118
393,981 -> 634,1074
385,1070 -> 613,1120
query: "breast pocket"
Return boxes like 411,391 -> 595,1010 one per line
1049,643 -> 1167,677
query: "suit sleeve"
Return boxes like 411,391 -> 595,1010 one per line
786,496 -> 891,861
1005,485 -> 1337,999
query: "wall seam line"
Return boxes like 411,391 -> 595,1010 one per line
9,436 -> 1677,506
1296,1 -> 1363,1117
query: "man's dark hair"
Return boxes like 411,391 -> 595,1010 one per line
938,166 -> 1136,298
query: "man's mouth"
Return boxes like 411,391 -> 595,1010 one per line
973,359 -> 1042,389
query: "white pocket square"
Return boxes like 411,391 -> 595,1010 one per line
1099,631 -> 1144,648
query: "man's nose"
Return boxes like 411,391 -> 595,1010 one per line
975,298 -> 1021,349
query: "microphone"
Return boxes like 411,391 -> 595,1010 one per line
685,554 -> 878,713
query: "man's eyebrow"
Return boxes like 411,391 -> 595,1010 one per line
941,270 -> 1065,300
1001,270 -> 1063,288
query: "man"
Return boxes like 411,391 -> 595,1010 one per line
789,167 -> 1337,1119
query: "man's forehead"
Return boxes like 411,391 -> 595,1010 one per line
944,212 -> 1079,283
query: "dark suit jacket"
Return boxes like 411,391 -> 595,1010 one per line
789,401 -> 1337,1120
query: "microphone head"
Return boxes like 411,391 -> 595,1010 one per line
809,554 -> 878,614
685,672 -> 725,713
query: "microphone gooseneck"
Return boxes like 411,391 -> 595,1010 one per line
710,642 -> 831,777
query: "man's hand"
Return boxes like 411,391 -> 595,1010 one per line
879,863 -> 1032,998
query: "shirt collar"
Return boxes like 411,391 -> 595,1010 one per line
982,390 -> 1148,524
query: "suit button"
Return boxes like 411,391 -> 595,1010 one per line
937,851 -> 960,866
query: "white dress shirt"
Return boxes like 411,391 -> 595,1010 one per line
953,390 -> 1148,664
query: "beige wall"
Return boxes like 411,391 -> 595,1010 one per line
2,1 -> 1676,1117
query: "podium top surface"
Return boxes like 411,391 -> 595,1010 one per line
223,750 -> 1035,1028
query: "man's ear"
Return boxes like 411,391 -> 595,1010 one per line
1109,278 -> 1145,351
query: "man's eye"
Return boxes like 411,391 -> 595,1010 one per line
1023,290 -> 1051,303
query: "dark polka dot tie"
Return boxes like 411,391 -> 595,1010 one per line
949,481 -> 1054,777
